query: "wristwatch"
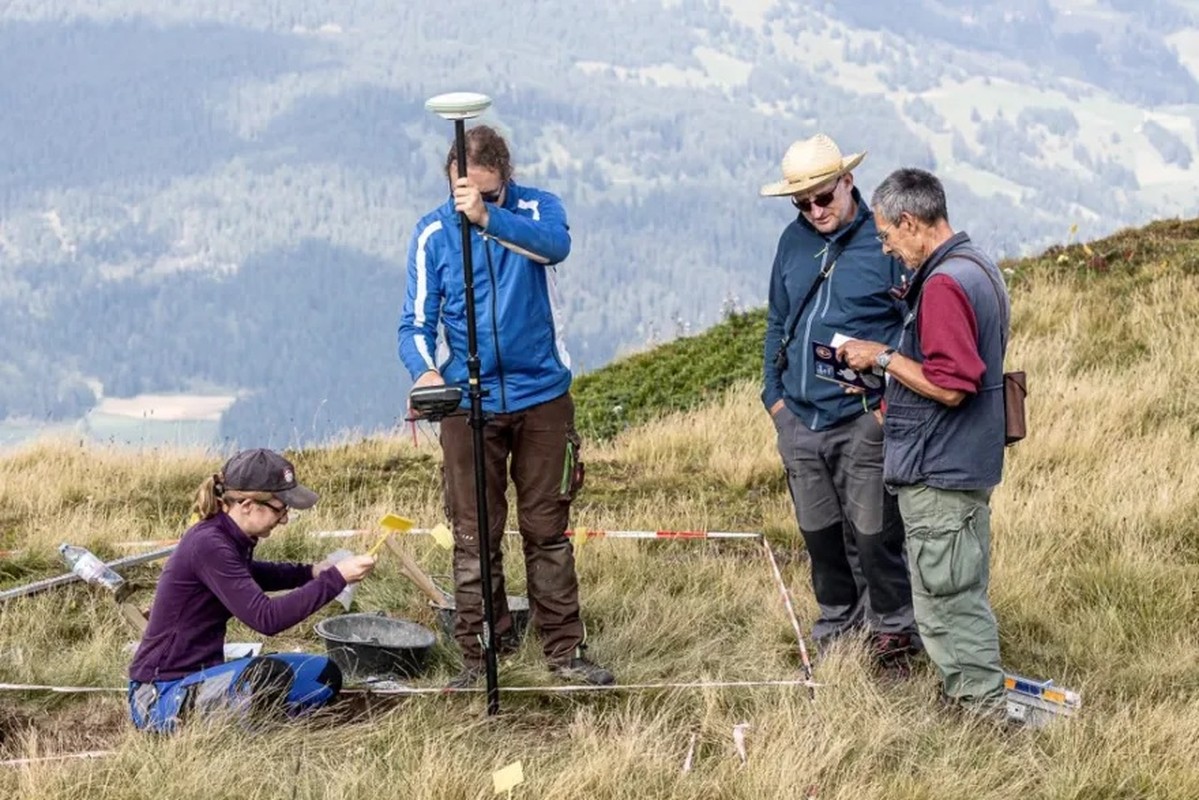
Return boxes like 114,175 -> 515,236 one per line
875,348 -> 896,371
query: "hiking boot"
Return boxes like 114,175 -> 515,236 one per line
809,624 -> 866,663
446,664 -> 484,690
872,632 -> 918,661
497,632 -> 522,657
549,647 -> 615,686
872,633 -> 917,681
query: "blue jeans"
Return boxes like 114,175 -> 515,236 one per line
128,654 -> 342,733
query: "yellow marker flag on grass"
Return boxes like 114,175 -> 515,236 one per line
573,526 -> 590,552
429,523 -> 454,550
492,761 -> 524,795
379,513 -> 415,532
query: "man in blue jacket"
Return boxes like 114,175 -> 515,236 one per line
398,125 -> 612,688
760,134 -> 918,670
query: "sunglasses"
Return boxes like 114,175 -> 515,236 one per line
480,187 -> 504,203
791,186 -> 838,213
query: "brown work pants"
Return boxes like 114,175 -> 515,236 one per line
440,392 -> 584,664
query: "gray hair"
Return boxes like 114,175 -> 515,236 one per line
871,168 -> 949,226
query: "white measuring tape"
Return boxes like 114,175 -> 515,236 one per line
0,750 -> 115,768
0,677 -> 818,698
346,678 -> 821,695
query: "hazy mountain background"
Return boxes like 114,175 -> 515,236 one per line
2,0 -> 1197,447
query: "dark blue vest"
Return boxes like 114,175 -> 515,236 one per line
883,233 -> 1009,490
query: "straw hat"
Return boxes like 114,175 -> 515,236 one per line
759,134 -> 866,197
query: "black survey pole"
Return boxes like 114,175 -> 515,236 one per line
453,117 -> 501,715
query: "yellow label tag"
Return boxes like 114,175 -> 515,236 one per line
573,526 -> 589,551
492,761 -> 524,794
379,513 -> 415,532
430,523 -> 454,550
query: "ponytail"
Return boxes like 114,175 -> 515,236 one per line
190,472 -> 276,524
192,473 -> 226,521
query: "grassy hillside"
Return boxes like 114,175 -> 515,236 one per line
1,218 -> 1198,798
573,309 -> 767,441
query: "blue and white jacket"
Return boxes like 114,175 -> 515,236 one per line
398,181 -> 573,414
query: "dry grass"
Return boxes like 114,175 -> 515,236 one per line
2,241 -> 1199,797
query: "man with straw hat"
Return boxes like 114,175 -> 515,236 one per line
760,134 -> 919,672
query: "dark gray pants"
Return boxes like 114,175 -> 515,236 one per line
774,409 -> 916,642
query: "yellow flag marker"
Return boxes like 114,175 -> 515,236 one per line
379,513 -> 415,532
492,761 -> 524,795
573,526 -> 590,551
366,532 -> 391,558
429,523 -> 454,551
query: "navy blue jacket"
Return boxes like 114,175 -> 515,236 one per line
398,181 -> 573,414
762,189 -> 907,430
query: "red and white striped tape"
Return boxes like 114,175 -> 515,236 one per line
111,528 -> 763,548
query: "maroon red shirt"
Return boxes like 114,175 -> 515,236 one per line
916,274 -> 986,393
129,513 -> 346,682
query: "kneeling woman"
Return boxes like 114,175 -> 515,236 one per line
128,448 -> 375,732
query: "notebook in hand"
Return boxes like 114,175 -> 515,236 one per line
811,341 -> 884,393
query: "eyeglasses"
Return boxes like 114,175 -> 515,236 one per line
253,499 -> 288,516
875,225 -> 895,244
791,187 -> 838,213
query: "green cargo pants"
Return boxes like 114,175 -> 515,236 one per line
896,484 -> 1005,711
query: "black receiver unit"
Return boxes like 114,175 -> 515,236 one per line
408,385 -> 464,421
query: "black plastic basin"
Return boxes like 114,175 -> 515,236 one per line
314,613 -> 436,682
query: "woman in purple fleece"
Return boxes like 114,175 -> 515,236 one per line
128,448 -> 375,732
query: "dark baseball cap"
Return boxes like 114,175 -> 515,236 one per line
222,449 -> 319,509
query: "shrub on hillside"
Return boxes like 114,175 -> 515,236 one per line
573,310 -> 766,441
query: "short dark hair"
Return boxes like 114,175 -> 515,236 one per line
872,168 -> 949,226
444,124 -> 513,183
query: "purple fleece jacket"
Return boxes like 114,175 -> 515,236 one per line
129,513 -> 347,682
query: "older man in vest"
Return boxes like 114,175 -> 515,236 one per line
838,168 -> 1011,719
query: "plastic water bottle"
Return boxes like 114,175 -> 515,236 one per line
326,549 -> 357,611
59,543 -> 130,601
